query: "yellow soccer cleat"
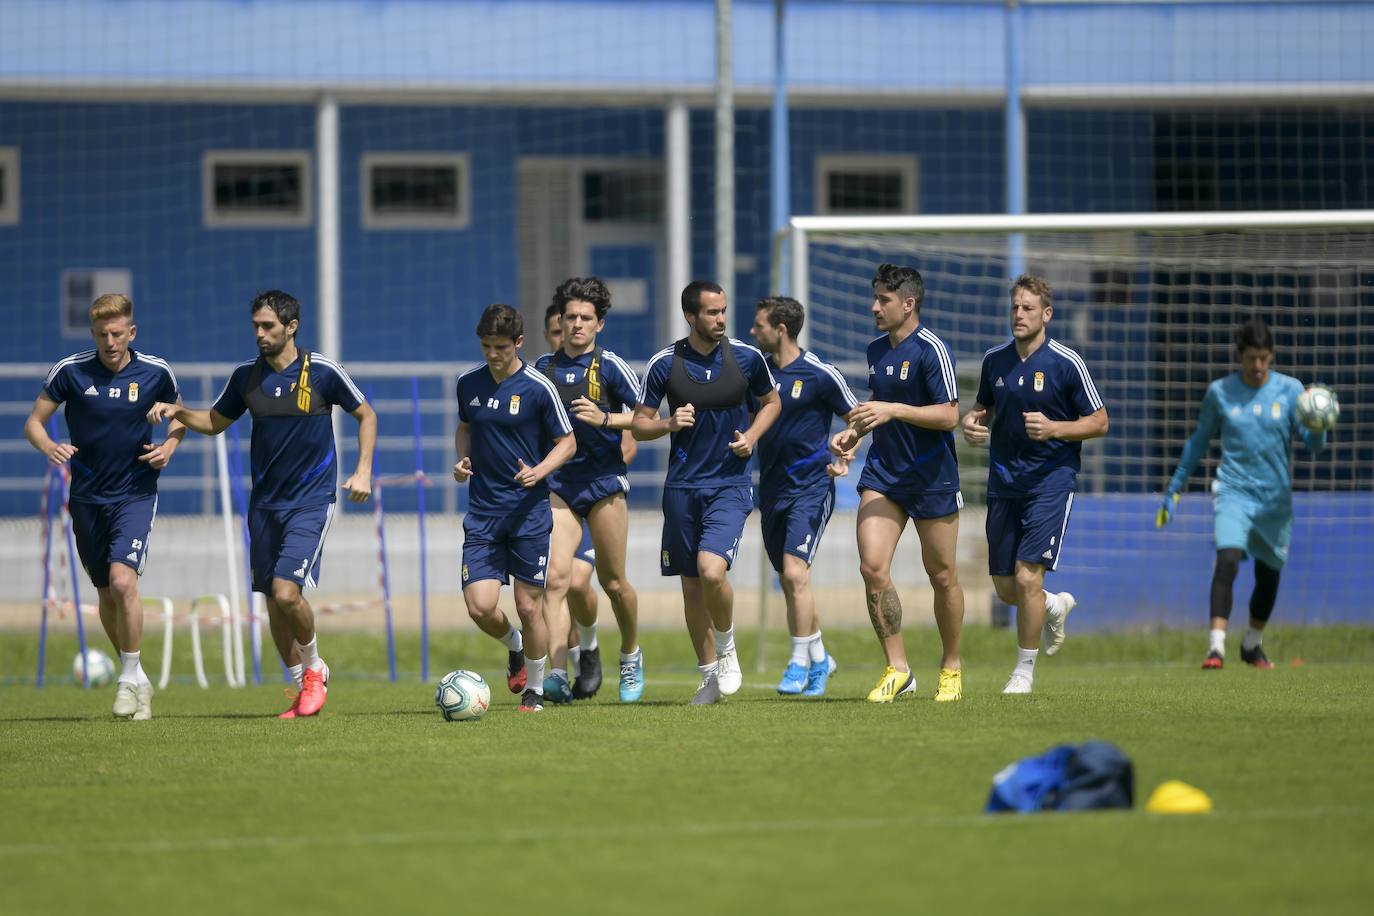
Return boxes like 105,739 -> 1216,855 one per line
865,666 -> 916,703
933,667 -> 963,702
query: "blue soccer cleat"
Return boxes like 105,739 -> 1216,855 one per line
802,655 -> 837,697
777,661 -> 809,695
543,671 -> 574,705
619,649 -> 645,703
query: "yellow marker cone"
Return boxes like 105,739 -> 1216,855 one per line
1145,780 -> 1213,814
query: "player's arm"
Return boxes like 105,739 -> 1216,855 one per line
1157,388 -> 1220,526
961,401 -> 994,447
340,401 -> 377,503
631,402 -> 694,441
849,398 -> 958,438
1023,406 -> 1109,443
620,430 -> 638,465
147,401 -> 234,436
452,421 -> 474,482
515,431 -> 577,488
569,398 -> 636,431
137,400 -> 189,470
23,395 -> 77,466
731,387 -> 780,458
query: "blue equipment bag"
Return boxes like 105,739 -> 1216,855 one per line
986,741 -> 1134,813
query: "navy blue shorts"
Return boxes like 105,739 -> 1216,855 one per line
861,486 -> 963,520
69,494 -> 158,588
249,503 -> 335,594
574,520 -> 595,567
660,485 -> 752,577
462,503 -> 553,588
760,485 -> 835,573
551,474 -> 629,517
986,490 -> 1075,577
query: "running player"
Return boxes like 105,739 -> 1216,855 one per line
535,279 -> 644,703
147,290 -> 376,718
1158,317 -> 1329,669
633,280 -> 780,704
831,265 -> 968,703
454,303 -> 576,713
749,296 -> 857,697
25,294 -> 184,720
962,274 -> 1108,694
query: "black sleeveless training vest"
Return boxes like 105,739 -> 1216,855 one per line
243,351 -> 332,418
541,346 -> 612,411
665,338 -> 748,412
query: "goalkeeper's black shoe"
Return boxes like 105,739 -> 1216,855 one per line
1240,644 -> 1275,669
572,646 -> 602,699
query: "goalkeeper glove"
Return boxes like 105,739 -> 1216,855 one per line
1156,492 -> 1180,528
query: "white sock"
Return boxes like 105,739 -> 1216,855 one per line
1015,646 -> 1039,680
1209,628 -> 1227,656
288,663 -> 304,689
789,636 -> 810,666
714,626 -> 736,657
1241,627 -> 1263,651
697,661 -> 718,680
527,655 -> 547,695
552,666 -> 568,683
809,631 -> 827,665
569,645 -> 581,670
1043,590 -> 1063,615
578,623 -> 599,651
118,650 -> 142,685
299,636 -> 323,672
499,625 -> 523,653
621,647 -> 641,664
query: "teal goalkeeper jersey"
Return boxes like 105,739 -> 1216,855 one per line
1167,370 -> 1325,503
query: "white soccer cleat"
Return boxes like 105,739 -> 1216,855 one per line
715,648 -> 743,696
690,674 -> 723,705
133,683 -> 153,721
112,681 -> 138,718
1044,591 -> 1076,657
1002,672 -> 1034,695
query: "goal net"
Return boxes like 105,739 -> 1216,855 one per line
792,212 -> 1374,630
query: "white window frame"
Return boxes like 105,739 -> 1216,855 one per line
0,147 -> 18,226
361,152 -> 471,230
203,150 -> 312,228
815,154 -> 919,215
59,268 -> 133,339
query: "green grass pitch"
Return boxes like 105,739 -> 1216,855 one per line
3,626 -> 1372,915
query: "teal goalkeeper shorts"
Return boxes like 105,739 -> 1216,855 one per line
1213,488 -> 1292,570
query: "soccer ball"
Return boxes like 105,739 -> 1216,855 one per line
1296,385 -> 1340,432
73,649 -> 116,687
435,669 -> 491,722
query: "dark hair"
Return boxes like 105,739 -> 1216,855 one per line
871,264 -> 924,311
682,280 -> 725,315
1235,317 -> 1274,354
251,290 -> 300,328
476,303 -> 524,341
1010,274 -> 1053,311
552,277 -> 612,320
544,302 -> 561,328
756,296 -> 804,341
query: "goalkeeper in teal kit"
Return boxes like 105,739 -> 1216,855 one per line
1158,318 -> 1332,670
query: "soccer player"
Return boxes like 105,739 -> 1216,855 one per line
831,264 -> 968,703
1157,317 -> 1328,669
25,294 -> 184,720
962,274 -> 1108,694
749,296 -> 857,697
454,303 -> 576,713
535,279 -> 644,703
147,291 -> 376,718
633,280 -> 780,704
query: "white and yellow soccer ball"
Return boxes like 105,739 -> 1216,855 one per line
1296,385 -> 1340,432
435,669 -> 491,722
73,649 -> 116,687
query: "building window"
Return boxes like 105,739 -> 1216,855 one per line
60,269 -> 133,338
582,168 -> 663,224
203,150 -> 311,227
362,153 -> 470,229
0,147 -> 18,225
816,155 -> 918,215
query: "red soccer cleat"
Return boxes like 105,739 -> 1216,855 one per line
294,667 -> 328,716
1201,651 -> 1224,670
278,688 -> 301,719
506,650 -> 527,694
